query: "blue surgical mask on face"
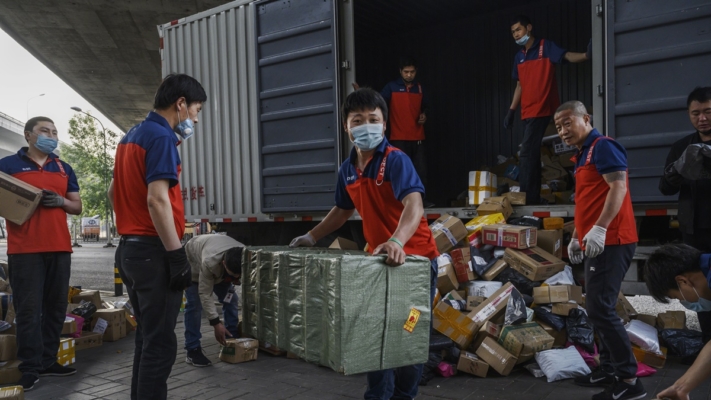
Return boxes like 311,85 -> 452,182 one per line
174,107 -> 195,140
678,282 -> 711,312
516,34 -> 530,46
350,123 -> 384,151
34,133 -> 58,154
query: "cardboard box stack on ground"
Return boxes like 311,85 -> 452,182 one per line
71,290 -> 102,310
91,309 -> 127,342
465,214 -> 506,248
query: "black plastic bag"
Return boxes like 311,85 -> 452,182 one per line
566,308 -> 595,353
495,268 -> 540,296
470,246 -> 496,276
430,332 -> 455,352
522,293 -> 534,307
420,351 -> 443,386
71,301 -> 97,325
443,299 -> 467,311
533,306 -> 566,331
507,215 -> 543,229
444,347 -> 461,364
661,329 -> 704,358
505,287 -> 528,325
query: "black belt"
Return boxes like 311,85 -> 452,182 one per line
120,236 -> 163,246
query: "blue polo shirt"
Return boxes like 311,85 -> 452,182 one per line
512,38 -> 567,80
573,129 -> 628,175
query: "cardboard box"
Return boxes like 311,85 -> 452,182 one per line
481,321 -> 502,338
72,290 -> 102,310
329,237 -> 359,250
57,338 -> 75,366
0,386 -> 23,400
430,215 -> 468,253
543,218 -> 564,230
437,260 -> 460,294
0,336 -> 16,362
536,320 -> 566,348
61,316 -> 77,336
465,213 -> 506,248
66,303 -> 81,314
468,283 -> 515,326
503,247 -> 566,282
450,247 -> 476,283
632,345 -> 667,369
551,303 -> 578,316
533,285 -> 583,304
219,338 -> 259,364
433,301 -> 478,349
457,351 -> 489,378
481,224 -> 537,249
476,337 -> 517,376
444,290 -> 464,302
616,292 -> 637,322
482,260 -> 508,281
536,229 -> 563,259
477,196 -> 513,220
466,296 -> 486,311
0,360 -> 21,385
469,171 -> 497,205
634,314 -> 657,327
74,331 -> 102,351
91,309 -> 126,342
503,191 -> 526,205
0,171 -> 42,225
498,322 -> 554,364
657,311 -> 686,330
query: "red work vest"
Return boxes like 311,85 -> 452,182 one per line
573,137 -> 638,249
389,83 -> 425,141
517,40 -> 560,119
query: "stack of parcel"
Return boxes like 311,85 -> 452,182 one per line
427,211 -> 699,382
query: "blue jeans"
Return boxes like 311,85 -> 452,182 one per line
364,259 -> 438,400
184,280 -> 239,350
116,237 -> 182,400
8,252 -> 71,376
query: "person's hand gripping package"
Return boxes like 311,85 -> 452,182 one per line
289,231 -> 316,248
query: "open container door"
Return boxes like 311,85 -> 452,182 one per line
254,0 -> 341,213
601,0 -> 711,202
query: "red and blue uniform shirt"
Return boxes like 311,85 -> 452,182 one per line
113,112 -> 185,238
335,138 -> 439,260
512,38 -> 567,119
381,78 -> 428,141
572,129 -> 637,247
0,149 -> 79,254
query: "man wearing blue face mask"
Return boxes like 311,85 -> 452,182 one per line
0,116 -> 83,391
290,88 -> 439,400
644,243 -> 711,400
504,14 -> 590,205
108,73 -> 206,400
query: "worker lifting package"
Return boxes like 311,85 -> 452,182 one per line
242,247 -> 432,375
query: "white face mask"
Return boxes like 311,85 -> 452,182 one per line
350,123 -> 384,151
678,281 -> 711,312
516,34 -> 530,46
174,106 -> 195,140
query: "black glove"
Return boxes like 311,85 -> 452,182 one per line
166,247 -> 192,292
41,190 -> 64,207
664,163 -> 684,186
586,38 -> 592,60
503,109 -> 516,130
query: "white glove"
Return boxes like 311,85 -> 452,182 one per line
583,225 -> 607,258
567,239 -> 584,265
289,232 -> 316,248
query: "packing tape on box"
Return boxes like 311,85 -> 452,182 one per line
468,185 -> 496,193
497,227 -> 504,247
526,229 -> 530,247
440,227 -> 458,246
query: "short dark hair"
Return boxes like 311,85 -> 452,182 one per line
341,88 -> 389,122
510,15 -> 532,27
153,73 -> 207,110
555,100 -> 588,117
224,247 -> 243,276
687,86 -> 711,108
24,116 -> 54,133
399,57 -> 417,70
644,243 -> 701,303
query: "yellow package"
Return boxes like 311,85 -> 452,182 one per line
465,213 -> 506,248
543,217 -> 564,230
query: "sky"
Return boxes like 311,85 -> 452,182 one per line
0,29 -> 124,143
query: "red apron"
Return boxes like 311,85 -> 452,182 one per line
517,39 -> 560,119
389,83 -> 425,141
573,137 -> 638,250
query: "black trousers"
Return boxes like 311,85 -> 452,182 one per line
682,229 -> 711,342
116,237 -> 183,400
519,116 -> 551,204
390,140 -> 427,187
584,243 -> 638,379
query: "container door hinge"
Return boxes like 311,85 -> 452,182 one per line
341,60 -> 351,69
597,85 -> 604,96
596,4 -> 603,17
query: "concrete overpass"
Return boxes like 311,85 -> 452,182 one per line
0,0 -> 229,132
0,112 -> 26,159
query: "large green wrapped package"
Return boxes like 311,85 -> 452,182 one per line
243,247 -> 432,375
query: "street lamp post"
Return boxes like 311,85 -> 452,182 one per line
70,107 -> 115,248
26,94 -> 45,119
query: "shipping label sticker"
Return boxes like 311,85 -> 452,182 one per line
404,308 -> 422,333
93,318 -> 108,334
223,292 -> 233,303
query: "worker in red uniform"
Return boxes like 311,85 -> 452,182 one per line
290,88 -> 438,400
555,101 -> 645,400
108,74 -> 206,400
0,116 -> 83,391
504,15 -> 590,204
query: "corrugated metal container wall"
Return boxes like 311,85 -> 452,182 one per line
161,3 -> 261,221
354,0 -> 592,206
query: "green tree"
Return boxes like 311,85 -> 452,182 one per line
60,113 -> 120,223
